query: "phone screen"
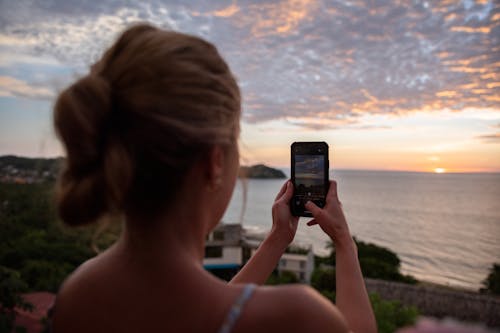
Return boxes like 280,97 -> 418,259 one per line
291,142 -> 329,217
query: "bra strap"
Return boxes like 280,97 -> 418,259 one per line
218,284 -> 256,333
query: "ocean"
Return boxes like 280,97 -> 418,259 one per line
222,170 -> 500,291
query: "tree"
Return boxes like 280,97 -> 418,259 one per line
311,267 -> 335,292
20,260 -> 73,293
0,182 -> 118,294
370,293 -> 418,333
324,239 -> 417,284
481,263 -> 500,295
266,270 -> 299,285
0,266 -> 33,333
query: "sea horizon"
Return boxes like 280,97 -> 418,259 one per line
1,154 -> 499,175
278,166 -> 500,177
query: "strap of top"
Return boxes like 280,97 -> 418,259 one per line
217,284 -> 256,333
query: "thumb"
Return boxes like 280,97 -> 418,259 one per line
283,181 -> 294,201
277,181 -> 294,203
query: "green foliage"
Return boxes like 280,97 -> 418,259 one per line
319,289 -> 336,303
370,293 -> 418,333
279,271 -> 299,284
0,266 -> 33,333
314,254 -> 332,268
20,260 -> 74,293
359,257 -> 417,284
356,239 -> 417,283
357,240 -> 400,267
311,267 -> 336,292
481,263 -> 500,295
266,270 -> 299,285
285,246 -> 310,255
323,239 -> 417,284
310,268 -> 418,332
0,155 -> 61,173
0,183 -> 117,293
313,240 -> 419,333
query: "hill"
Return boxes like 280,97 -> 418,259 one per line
239,164 -> 286,179
0,156 -> 287,182
0,156 -> 61,183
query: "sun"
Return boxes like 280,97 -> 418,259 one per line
434,168 -> 446,173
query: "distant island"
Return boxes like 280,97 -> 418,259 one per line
239,164 -> 286,179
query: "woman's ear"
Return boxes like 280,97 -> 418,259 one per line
207,146 -> 224,190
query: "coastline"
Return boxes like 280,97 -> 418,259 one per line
244,223 -> 490,295
365,278 -> 500,327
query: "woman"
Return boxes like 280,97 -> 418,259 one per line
51,23 -> 376,333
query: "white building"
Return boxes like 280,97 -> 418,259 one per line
204,224 -> 244,271
204,224 -> 315,284
278,251 -> 315,283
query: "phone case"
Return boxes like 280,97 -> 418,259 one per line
290,142 -> 330,217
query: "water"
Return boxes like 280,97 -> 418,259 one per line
222,170 -> 500,291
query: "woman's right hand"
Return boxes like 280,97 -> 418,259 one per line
307,181 -> 377,333
305,180 -> 353,247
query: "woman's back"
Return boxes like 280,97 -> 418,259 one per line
52,240 -> 348,333
53,243 -> 241,332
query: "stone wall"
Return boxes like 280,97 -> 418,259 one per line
365,278 -> 500,328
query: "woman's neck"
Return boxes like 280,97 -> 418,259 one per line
111,168 -> 220,274
118,204 -> 210,267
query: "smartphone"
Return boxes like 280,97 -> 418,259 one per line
290,142 -> 329,217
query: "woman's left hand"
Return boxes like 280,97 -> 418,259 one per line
230,180 -> 299,285
270,180 -> 299,247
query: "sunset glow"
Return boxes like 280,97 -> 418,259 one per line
0,1 -> 499,172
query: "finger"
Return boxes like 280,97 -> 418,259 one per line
276,181 -> 294,204
326,180 -> 339,202
281,181 -> 294,202
305,200 -> 322,218
274,180 -> 289,201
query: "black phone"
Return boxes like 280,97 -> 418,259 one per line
290,142 -> 329,217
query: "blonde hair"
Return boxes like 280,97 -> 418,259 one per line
53,23 -> 241,226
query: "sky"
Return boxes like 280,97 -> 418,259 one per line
0,0 -> 499,172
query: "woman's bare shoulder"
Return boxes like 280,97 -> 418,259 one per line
51,255 -> 110,332
240,284 -> 350,333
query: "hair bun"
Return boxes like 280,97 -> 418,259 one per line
55,74 -> 112,172
54,74 -> 113,226
56,171 -> 107,226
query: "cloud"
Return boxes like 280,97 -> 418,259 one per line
0,50 -> 60,67
212,4 -> 240,18
475,133 -> 500,143
0,76 -> 54,99
0,0 -> 498,127
284,115 -> 357,130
